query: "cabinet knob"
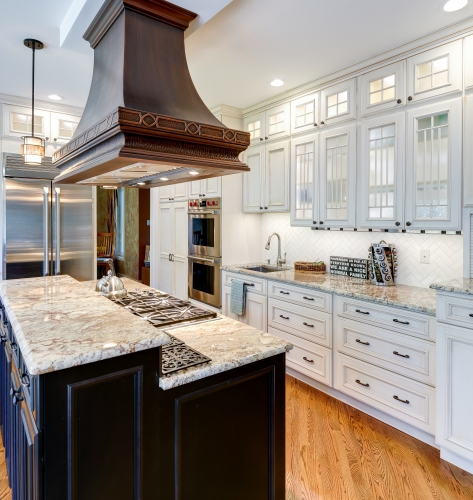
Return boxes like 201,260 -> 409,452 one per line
260,138 -> 263,141
314,123 -> 317,127
260,207 -> 263,210
406,221 -> 411,226
54,138 -> 57,142
45,137 -> 49,141
264,206 -> 268,210
395,221 -> 400,226
320,121 -> 325,125
408,96 -> 413,101
319,221 -> 324,225
265,136 -> 268,140
397,99 -> 402,104
312,221 -> 317,225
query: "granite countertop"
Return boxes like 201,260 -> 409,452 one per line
222,263 -> 437,316
430,278 -> 473,296
0,275 -> 170,375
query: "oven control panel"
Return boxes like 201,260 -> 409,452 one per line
188,197 -> 220,209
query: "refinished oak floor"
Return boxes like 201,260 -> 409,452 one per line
0,375 -> 472,499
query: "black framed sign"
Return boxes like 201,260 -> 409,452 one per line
330,256 -> 368,279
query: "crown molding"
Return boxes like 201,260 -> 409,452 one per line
243,16 -> 473,117
0,93 -> 84,116
211,104 -> 243,118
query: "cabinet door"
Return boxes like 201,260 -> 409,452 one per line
291,93 -> 319,135
159,185 -> 173,202
360,61 -> 406,116
50,112 -> 80,144
290,133 -> 318,227
464,94 -> 473,207
242,292 -> 267,332
222,285 -> 240,322
158,204 -> 173,294
464,35 -> 473,90
244,111 -> 265,146
320,79 -> 356,126
172,202 -> 188,299
264,103 -> 290,142
18,401 -> 39,500
406,40 -> 462,103
405,98 -> 462,230
264,140 -> 290,212
172,182 -> 188,201
188,180 -> 202,198
202,177 -> 221,197
437,323 -> 473,462
243,146 -> 264,212
3,105 -> 50,140
319,124 -> 357,227
359,113 -> 405,229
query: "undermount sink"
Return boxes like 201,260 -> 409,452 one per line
245,265 -> 286,273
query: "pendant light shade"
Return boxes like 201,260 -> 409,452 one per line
22,38 -> 45,165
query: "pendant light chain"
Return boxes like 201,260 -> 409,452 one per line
31,43 -> 35,137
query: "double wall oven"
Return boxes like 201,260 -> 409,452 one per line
188,197 -> 222,308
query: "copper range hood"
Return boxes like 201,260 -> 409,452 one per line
52,0 -> 250,188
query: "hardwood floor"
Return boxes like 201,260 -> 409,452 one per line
0,375 -> 472,499
286,375 -> 473,500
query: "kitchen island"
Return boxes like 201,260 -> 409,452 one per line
0,275 -> 290,500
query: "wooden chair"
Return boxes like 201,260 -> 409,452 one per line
97,232 -> 115,276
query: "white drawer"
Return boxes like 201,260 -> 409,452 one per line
335,295 -> 435,341
437,292 -> 473,329
222,271 -> 267,295
268,298 -> 332,347
334,318 -> 435,386
268,326 -> 332,386
334,353 -> 435,433
268,280 -> 331,313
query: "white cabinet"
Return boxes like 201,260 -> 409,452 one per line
464,94 -> 473,207
243,103 -> 290,145
188,177 -> 221,198
290,133 -> 318,227
49,112 -> 80,144
243,140 -> 290,213
159,183 -> 188,202
437,322 -> 473,463
360,61 -> 406,116
406,40 -> 462,103
405,98 -> 462,230
464,35 -> 473,90
319,124 -> 357,227
359,112 -> 405,229
320,79 -> 356,127
157,201 -> 188,299
290,92 -> 319,135
222,285 -> 267,331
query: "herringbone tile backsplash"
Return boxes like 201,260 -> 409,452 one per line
261,213 -> 463,288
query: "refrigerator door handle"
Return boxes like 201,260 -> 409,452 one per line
54,188 -> 61,275
43,187 -> 50,276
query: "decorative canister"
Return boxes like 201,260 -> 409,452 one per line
368,240 -> 397,286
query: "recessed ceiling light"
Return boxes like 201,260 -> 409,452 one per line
101,185 -> 118,189
443,0 -> 468,11
137,182 -> 145,185
270,79 -> 284,87
189,171 -> 199,175
48,94 -> 64,101
160,177 -> 169,181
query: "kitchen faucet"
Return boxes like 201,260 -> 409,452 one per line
265,233 -> 286,268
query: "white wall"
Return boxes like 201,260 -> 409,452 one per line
261,212 -> 463,288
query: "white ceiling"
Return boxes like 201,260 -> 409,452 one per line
1,0 -> 473,112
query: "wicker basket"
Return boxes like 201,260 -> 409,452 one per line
294,261 -> 326,274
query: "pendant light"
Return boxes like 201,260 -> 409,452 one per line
21,39 -> 45,165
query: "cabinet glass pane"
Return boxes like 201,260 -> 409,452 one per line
326,91 -> 349,118
248,120 -> 261,140
58,119 -> 78,139
267,148 -> 286,207
416,55 -> 449,93
268,112 -> 285,134
325,133 -> 348,219
369,74 -> 396,105
294,142 -> 314,219
368,124 -> 396,219
415,112 -> 449,219
295,102 -> 314,128
11,113 -> 43,135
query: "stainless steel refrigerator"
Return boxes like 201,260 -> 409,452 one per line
3,155 -> 95,281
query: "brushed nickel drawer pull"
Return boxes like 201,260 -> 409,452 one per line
303,356 -> 314,363
303,322 -> 314,328
280,291 -> 290,295
280,315 -> 289,320
355,309 -> 369,315
303,296 -> 314,301
393,395 -> 409,404
356,339 -> 370,346
393,351 -> 410,358
356,379 -> 369,387
393,319 -> 410,325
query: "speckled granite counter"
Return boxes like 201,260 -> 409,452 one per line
0,275 -> 170,375
222,264 -> 437,316
430,278 -> 473,296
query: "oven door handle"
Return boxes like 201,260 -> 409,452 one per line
189,256 -> 218,264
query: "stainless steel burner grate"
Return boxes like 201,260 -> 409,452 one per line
161,345 -> 212,375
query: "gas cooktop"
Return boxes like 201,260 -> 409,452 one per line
110,289 -> 215,375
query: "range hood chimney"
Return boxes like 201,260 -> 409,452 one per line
52,0 -> 250,188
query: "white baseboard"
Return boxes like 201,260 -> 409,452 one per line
286,367 -> 437,448
440,447 -> 473,474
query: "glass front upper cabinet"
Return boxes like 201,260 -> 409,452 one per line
244,104 -> 290,145
360,61 -> 406,116
320,79 -> 356,127
290,92 -> 319,135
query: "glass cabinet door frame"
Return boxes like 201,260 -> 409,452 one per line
290,92 -> 319,135
405,97 -> 462,230
320,79 -> 356,127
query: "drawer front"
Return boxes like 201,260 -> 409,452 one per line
268,326 -> 332,386
336,296 -> 434,341
334,318 -> 435,386
268,298 -> 331,347
222,271 -> 267,295
437,293 -> 473,329
334,353 -> 435,433
268,281 -> 331,312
